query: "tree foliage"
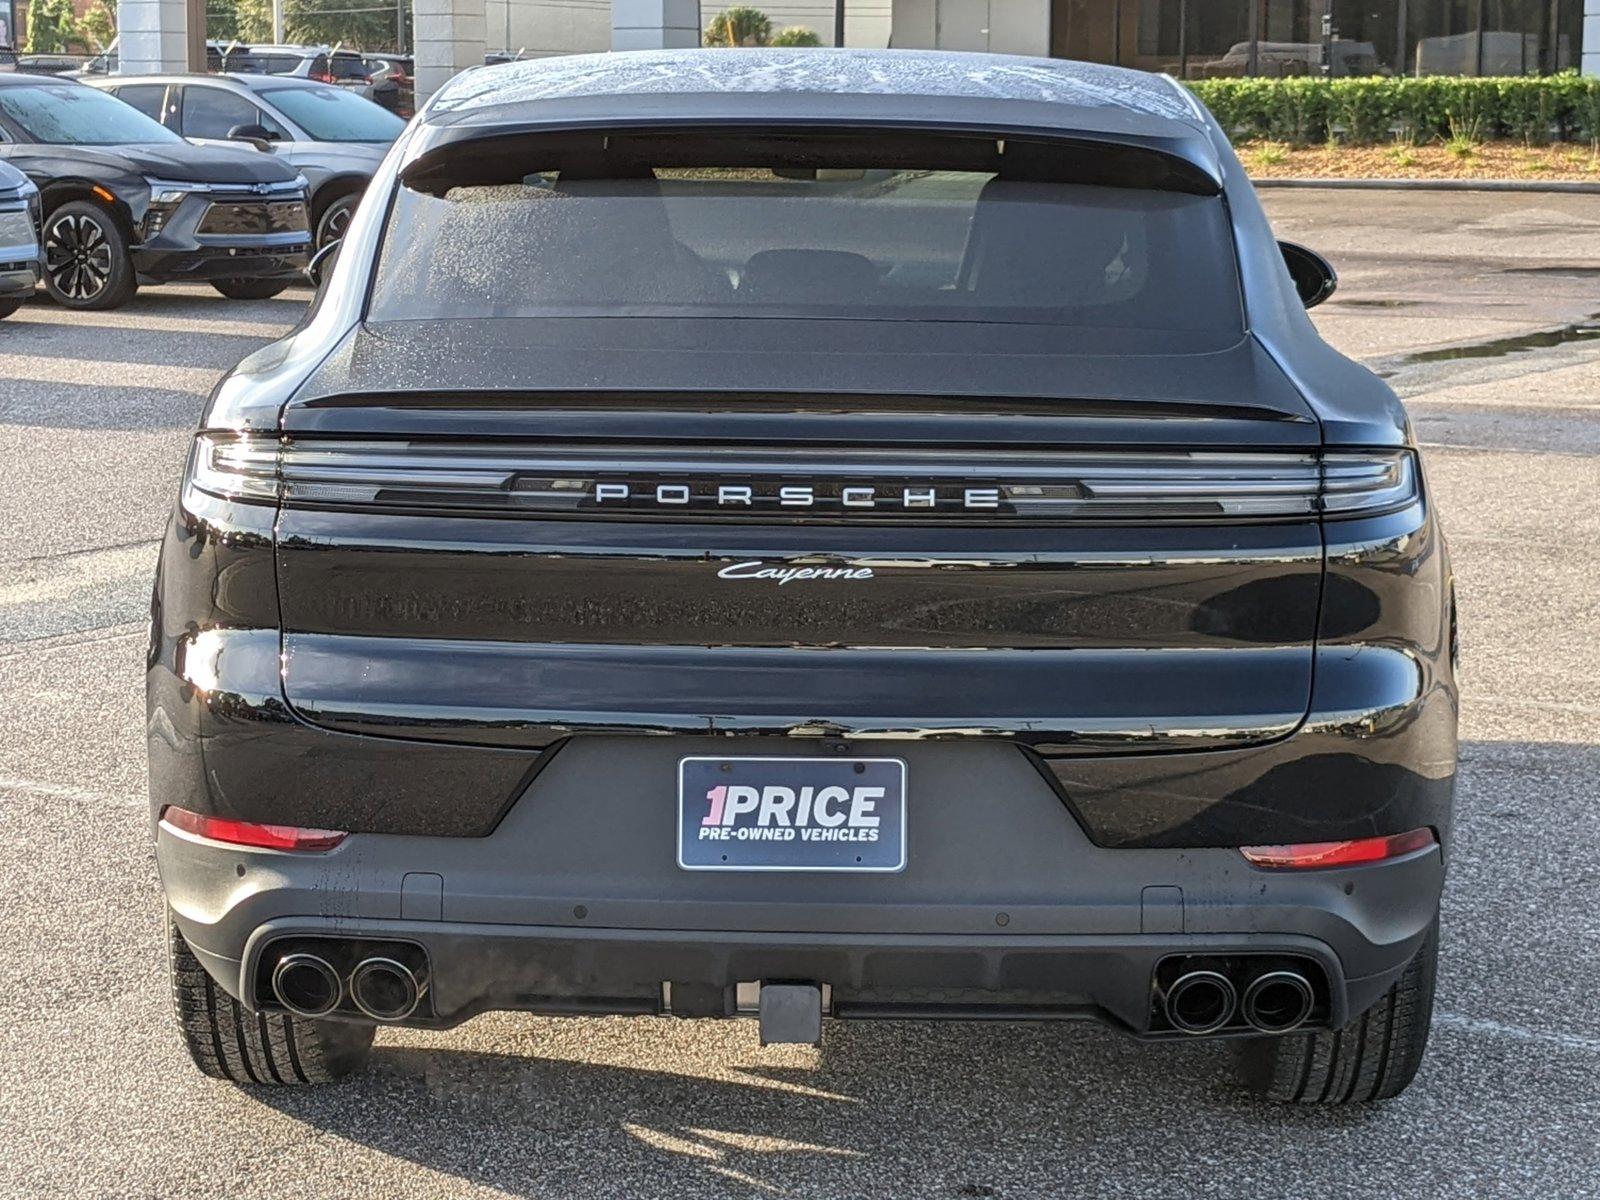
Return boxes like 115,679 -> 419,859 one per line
208,0 -> 275,45
283,0 -> 400,52
209,0 -> 398,51
771,26 -> 822,47
80,0 -> 116,52
705,5 -> 772,48
24,0 -> 78,53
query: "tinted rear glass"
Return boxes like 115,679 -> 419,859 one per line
370,133 -> 1241,339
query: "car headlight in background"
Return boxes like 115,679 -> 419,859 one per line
143,179 -> 212,239
146,178 -> 212,206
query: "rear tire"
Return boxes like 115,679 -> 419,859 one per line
168,913 -> 373,1085
42,200 -> 137,310
0,297 -> 21,319
1235,920 -> 1438,1104
210,277 -> 292,300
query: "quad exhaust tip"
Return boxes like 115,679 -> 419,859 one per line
271,953 -> 342,1019
349,956 -> 426,1022
1241,971 -> 1314,1034
1164,970 -> 1237,1035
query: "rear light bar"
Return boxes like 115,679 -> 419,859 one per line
161,805 -> 347,852
1240,827 -> 1436,869
188,435 -> 1419,522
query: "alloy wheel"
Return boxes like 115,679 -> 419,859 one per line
45,212 -> 114,302
319,200 -> 353,250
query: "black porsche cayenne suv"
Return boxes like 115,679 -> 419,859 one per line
149,50 -> 1457,1103
0,74 -> 310,308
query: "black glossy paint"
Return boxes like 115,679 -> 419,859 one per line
148,52 -> 1457,1030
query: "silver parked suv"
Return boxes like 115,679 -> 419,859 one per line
95,73 -> 402,250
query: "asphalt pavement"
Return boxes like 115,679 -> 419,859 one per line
1,189 -> 1598,1199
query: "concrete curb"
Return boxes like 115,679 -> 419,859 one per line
1253,177 -> 1600,194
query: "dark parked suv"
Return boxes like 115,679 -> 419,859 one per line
149,49 -> 1457,1103
0,74 -> 310,306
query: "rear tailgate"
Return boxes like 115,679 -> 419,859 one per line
272,320 -> 1323,755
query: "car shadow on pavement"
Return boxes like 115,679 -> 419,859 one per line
247,1018 -> 1383,1197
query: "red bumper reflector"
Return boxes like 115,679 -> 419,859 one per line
1240,827 -> 1436,869
161,806 -> 347,852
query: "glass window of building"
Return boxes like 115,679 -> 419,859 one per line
1037,0 -> 1584,78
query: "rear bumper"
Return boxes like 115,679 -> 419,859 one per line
160,736 -> 1444,1037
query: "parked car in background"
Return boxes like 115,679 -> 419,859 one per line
17,53 -> 88,75
206,41 -> 263,74
362,53 -> 413,117
95,73 -> 402,250
0,74 -> 310,308
248,44 -> 371,88
72,40 -> 115,76
0,158 -> 40,318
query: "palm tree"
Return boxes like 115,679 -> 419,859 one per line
705,5 -> 773,47
771,26 -> 822,47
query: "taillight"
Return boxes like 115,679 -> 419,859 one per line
186,434 -> 1422,522
161,805 -> 347,852
1240,827 -> 1436,869
188,433 -> 279,501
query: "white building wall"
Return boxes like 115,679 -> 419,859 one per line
486,0 -> 612,56
890,0 -> 934,47
888,0 -> 1046,55
117,0 -> 189,74
613,0 -> 701,49
415,0 -> 487,105
985,0 -> 1047,56
1586,0 -> 1600,76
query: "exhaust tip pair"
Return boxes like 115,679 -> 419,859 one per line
1164,969 -> 1313,1035
270,953 -> 426,1022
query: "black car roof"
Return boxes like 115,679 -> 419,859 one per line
409,48 -> 1220,186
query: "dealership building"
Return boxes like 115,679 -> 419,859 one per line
100,0 -> 1600,103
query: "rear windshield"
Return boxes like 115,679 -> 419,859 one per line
329,54 -> 370,79
369,133 -> 1242,338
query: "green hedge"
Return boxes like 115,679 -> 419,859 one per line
1185,75 -> 1600,145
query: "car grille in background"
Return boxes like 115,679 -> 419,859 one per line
196,200 -> 309,236
189,437 -> 1419,522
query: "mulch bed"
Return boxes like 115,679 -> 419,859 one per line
1240,139 -> 1600,182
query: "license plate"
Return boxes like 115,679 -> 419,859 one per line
677,756 -> 907,872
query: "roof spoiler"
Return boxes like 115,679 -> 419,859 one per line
399,120 -> 1223,197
